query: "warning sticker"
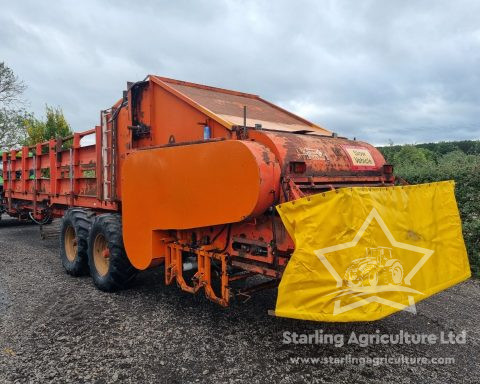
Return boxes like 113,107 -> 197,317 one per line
343,146 -> 376,169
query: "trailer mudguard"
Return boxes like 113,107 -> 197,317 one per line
274,181 -> 471,322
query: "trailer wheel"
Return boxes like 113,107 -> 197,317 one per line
60,208 -> 94,276
88,214 -> 136,291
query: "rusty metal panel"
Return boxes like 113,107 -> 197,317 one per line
155,76 -> 331,135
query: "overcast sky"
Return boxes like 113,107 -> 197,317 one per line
0,0 -> 479,145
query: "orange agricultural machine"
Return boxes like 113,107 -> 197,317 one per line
0,76 -> 394,306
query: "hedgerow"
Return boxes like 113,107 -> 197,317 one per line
379,143 -> 480,277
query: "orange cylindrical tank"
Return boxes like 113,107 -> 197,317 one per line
249,130 -> 386,176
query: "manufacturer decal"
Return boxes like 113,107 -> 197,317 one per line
297,148 -> 328,161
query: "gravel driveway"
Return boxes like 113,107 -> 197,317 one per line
0,217 -> 479,383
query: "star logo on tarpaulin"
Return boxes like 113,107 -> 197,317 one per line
314,208 -> 434,315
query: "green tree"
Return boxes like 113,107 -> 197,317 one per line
0,109 -> 29,151
0,62 -> 27,150
24,105 -> 72,146
23,114 -> 44,145
0,62 -> 25,105
391,145 -> 436,173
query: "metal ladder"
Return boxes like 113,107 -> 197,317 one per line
101,110 -> 115,201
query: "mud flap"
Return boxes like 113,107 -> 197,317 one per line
274,181 -> 471,322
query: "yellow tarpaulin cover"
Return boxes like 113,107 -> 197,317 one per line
275,181 -> 471,322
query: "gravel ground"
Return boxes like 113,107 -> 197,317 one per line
0,216 -> 479,383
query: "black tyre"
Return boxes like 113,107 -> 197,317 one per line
42,215 -> 54,225
60,208 -> 95,276
88,214 -> 136,291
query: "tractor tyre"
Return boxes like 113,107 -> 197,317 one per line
390,261 -> 404,285
60,208 -> 95,276
88,214 -> 137,292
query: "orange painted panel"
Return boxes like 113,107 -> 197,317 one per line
121,140 -> 280,269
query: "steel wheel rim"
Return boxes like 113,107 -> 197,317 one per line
64,225 -> 77,262
93,233 -> 109,277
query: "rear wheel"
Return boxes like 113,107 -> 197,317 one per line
88,214 -> 136,291
390,262 -> 404,285
60,208 -> 95,276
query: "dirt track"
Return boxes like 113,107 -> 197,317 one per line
0,216 -> 479,383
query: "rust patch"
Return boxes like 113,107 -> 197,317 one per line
406,230 -> 423,241
262,149 -> 271,164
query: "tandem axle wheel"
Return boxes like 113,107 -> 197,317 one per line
60,210 -> 136,290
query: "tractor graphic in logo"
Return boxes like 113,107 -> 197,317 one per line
343,247 -> 404,288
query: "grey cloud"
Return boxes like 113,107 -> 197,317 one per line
0,0 -> 479,145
